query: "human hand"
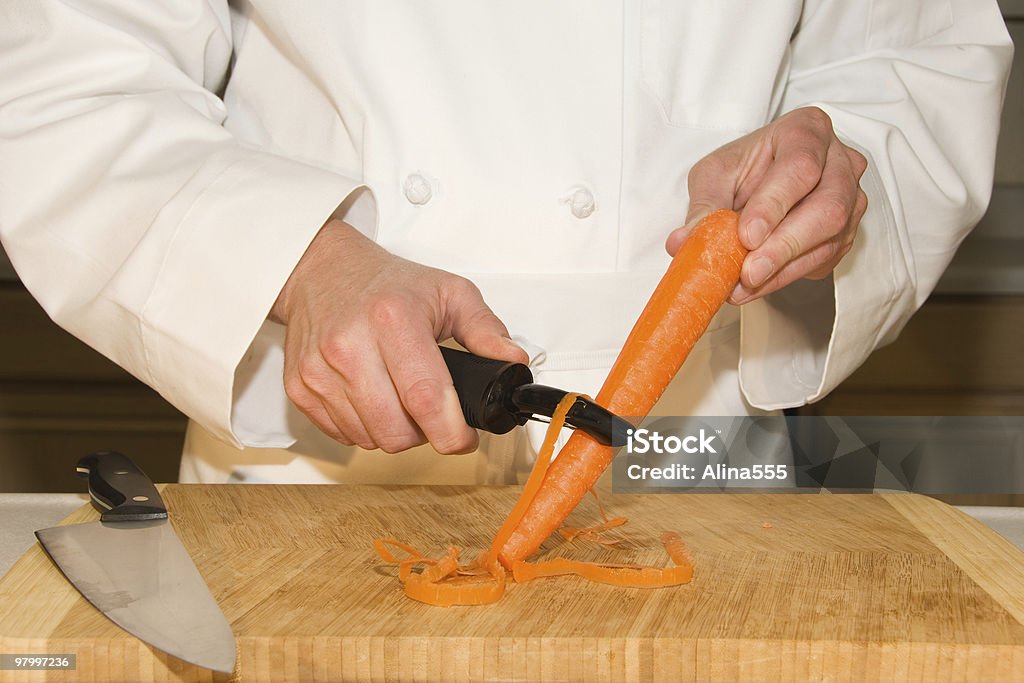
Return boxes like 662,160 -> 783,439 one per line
665,107 -> 868,304
270,219 -> 527,453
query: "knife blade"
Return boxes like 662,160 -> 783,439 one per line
35,451 -> 236,674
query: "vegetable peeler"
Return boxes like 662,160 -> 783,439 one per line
439,346 -> 633,447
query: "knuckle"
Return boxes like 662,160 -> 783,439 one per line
433,430 -> 476,455
320,422 -> 347,443
849,149 -> 868,176
689,153 -> 726,185
375,431 -> 419,454
402,376 -> 445,420
789,149 -> 825,188
367,294 -> 409,330
466,305 -> 503,332
442,274 -> 483,309
452,274 -> 483,300
855,189 -> 869,218
318,337 -> 358,375
823,238 -> 844,265
283,374 -> 309,403
758,191 -> 789,225
777,230 -> 804,262
820,193 -> 853,232
801,106 -> 833,133
841,228 -> 858,252
296,354 -> 332,387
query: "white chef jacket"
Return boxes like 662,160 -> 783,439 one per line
0,1 -> 1012,484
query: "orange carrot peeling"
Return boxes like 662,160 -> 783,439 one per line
374,209 -> 743,605
373,393 -> 583,606
497,208 -> 746,566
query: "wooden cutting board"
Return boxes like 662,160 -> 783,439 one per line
1,486 -> 1023,682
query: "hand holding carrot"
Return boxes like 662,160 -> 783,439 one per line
665,106 -> 869,305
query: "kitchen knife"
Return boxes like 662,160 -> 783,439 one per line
440,346 -> 633,446
35,451 -> 236,674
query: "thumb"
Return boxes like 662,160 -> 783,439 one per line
445,279 -> 529,365
665,207 -> 713,256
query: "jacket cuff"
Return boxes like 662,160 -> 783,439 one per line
738,138 -> 913,409
138,147 -> 375,447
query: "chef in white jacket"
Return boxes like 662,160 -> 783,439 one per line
0,2 -> 1013,484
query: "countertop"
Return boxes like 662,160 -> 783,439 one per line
1,492 -> 1023,579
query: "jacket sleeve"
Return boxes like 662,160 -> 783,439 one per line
0,0 -> 374,445
738,0 -> 1013,409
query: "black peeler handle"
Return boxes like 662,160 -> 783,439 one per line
439,346 -> 533,435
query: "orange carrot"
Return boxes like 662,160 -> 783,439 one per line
497,209 -> 746,566
511,532 -> 694,587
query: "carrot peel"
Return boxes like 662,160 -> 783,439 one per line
372,393 -> 582,607
374,396 -> 696,604
512,531 -> 694,588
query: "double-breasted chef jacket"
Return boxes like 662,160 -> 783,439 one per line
0,1 -> 1013,483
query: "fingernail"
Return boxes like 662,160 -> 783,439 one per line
746,256 -> 773,287
442,384 -> 465,424
744,219 -> 769,248
441,385 -> 478,454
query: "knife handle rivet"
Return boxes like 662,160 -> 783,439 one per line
132,496 -> 149,502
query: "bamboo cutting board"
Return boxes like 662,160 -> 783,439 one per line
1,486 -> 1023,682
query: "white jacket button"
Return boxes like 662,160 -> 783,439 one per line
566,186 -> 596,219
403,173 -> 433,205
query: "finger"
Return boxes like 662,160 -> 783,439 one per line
731,187 -> 864,304
797,187 -> 865,281
315,320 -> 424,453
366,293 -> 475,454
444,278 -> 528,365
845,146 -> 869,179
283,346 -> 360,446
288,380 -> 352,445
731,236 -> 853,303
338,352 -> 428,454
738,118 -> 831,251
293,348 -> 376,447
738,141 -> 857,291
667,154 -> 738,255
382,342 -> 477,454
379,325 -> 479,455
317,385 -> 375,449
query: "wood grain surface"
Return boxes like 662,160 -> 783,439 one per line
1,485 -> 1023,682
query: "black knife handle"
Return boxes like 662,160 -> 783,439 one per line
439,346 -> 533,435
77,451 -> 168,522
